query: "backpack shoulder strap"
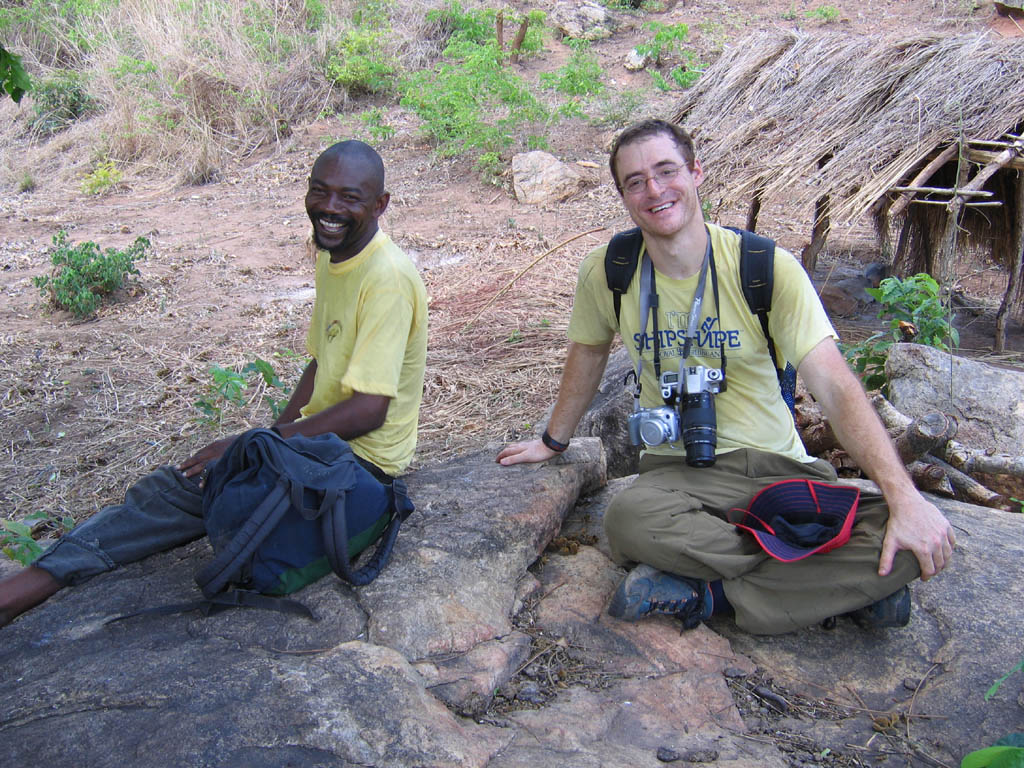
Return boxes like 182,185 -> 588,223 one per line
604,227 -> 644,327
729,227 -> 781,374
194,476 -> 292,598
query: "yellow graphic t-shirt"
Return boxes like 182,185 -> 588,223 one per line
568,223 -> 836,463
303,230 -> 428,475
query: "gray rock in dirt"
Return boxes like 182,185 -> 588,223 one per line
550,1 -> 615,41
886,342 -> 1024,453
511,150 -> 589,205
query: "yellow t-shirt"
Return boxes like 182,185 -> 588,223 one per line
568,223 -> 836,462
302,230 -> 428,476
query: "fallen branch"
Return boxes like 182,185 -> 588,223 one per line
893,411 -> 957,465
907,461 -> 954,496
460,226 -> 604,332
940,446 -> 1024,479
920,455 -> 1009,510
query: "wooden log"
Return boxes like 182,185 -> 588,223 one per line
889,144 -> 959,218
509,18 -> 528,63
908,461 -> 955,496
966,149 -> 1024,172
894,411 -> 957,464
871,393 -> 912,437
921,455 -> 1010,510
496,11 -> 504,50
941,446 -> 1024,478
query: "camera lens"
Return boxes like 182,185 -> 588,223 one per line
681,391 -> 717,467
639,418 -> 672,446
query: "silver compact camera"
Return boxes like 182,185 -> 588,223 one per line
627,367 -> 724,457
627,371 -> 683,447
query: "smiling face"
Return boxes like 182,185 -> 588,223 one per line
613,132 -> 705,241
305,145 -> 389,262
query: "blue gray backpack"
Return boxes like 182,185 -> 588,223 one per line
193,428 -> 413,617
108,428 -> 412,623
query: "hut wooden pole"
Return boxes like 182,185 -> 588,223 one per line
889,144 -> 959,219
746,187 -> 763,233
995,169 -> 1024,353
800,192 -> 830,275
800,155 -> 831,275
935,144 -> 968,285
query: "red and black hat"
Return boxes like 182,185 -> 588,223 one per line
729,479 -> 860,562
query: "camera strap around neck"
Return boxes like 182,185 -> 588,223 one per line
631,229 -> 725,408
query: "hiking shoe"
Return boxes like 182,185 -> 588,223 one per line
607,564 -> 712,629
847,585 -> 911,629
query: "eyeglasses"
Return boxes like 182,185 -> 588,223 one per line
621,165 -> 684,196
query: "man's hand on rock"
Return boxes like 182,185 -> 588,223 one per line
496,439 -> 559,466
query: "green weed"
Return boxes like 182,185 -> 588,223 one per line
540,39 -> 604,98
33,230 -> 150,318
359,107 -> 395,142
1,43 -> 31,103
842,273 -> 959,393
28,70 -> 95,135
636,21 -> 690,64
780,4 -> 799,21
806,5 -> 840,22
400,35 -> 547,156
18,171 -> 36,193
326,27 -> 398,95
194,358 -> 291,425
80,159 -> 122,195
1,512 -> 74,566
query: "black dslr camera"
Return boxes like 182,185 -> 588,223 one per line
627,366 -> 723,467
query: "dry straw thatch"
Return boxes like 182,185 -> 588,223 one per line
673,30 -> 1024,226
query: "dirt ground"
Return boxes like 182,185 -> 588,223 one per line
1,0 -> 1020,531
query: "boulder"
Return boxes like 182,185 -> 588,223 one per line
624,48 -> 651,71
886,343 -> 1024,453
511,151 -> 588,205
549,1 -> 614,41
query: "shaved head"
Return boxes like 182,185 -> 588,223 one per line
314,140 -> 385,197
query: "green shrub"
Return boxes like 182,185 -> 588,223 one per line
1,43 -> 31,103
540,40 -> 604,97
842,273 -> 959,393
806,5 -> 840,22
33,230 -> 150,318
400,37 -> 547,156
194,358 -> 291,425
359,107 -> 395,142
325,27 -> 398,94
28,70 -> 96,135
80,159 -> 122,195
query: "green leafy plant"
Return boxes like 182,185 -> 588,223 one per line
635,22 -> 701,90
540,39 -> 604,97
80,159 -> 122,195
960,733 -> 1024,768
1,43 -> 31,103
400,34 -> 547,156
194,358 -> 290,425
1,512 -> 74,566
33,230 -> 150,318
28,70 -> 96,135
359,107 -> 395,142
806,5 -> 840,22
842,273 -> 959,393
325,26 -> 398,94
780,3 -> 798,20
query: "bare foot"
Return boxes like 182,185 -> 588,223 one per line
0,566 -> 61,627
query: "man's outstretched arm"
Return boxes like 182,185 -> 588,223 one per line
497,340 -> 612,465
797,337 -> 956,580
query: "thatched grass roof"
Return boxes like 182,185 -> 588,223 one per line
673,31 -> 1024,225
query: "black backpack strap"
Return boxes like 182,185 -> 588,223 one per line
105,590 -> 317,624
604,227 -> 644,327
194,476 -> 292,598
732,228 -> 783,379
322,477 -> 413,587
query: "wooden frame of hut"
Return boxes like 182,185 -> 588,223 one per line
673,32 -> 1024,352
